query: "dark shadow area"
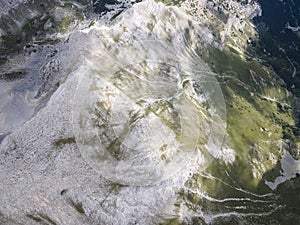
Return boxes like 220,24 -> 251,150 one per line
257,159 -> 300,225
253,0 -> 300,96
93,0 -> 121,14
0,134 -> 7,144
92,0 -> 142,16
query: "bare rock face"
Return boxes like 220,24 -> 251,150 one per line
0,71 -> 182,225
0,1 -> 227,224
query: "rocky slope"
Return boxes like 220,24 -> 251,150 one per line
0,0 -> 299,224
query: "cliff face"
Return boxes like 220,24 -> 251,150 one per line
0,1 -> 300,224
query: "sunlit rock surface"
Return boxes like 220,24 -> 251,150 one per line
0,1 -> 227,224
71,1 -> 227,186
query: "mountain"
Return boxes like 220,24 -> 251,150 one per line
0,0 -> 299,224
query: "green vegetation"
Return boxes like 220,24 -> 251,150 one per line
26,213 -> 57,225
160,218 -> 186,225
203,47 -> 297,189
155,0 -> 184,6
161,45 -> 300,224
53,137 -> 76,147
147,22 -> 154,32
68,199 -> 85,214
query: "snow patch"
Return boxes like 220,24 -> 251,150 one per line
265,151 -> 300,190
